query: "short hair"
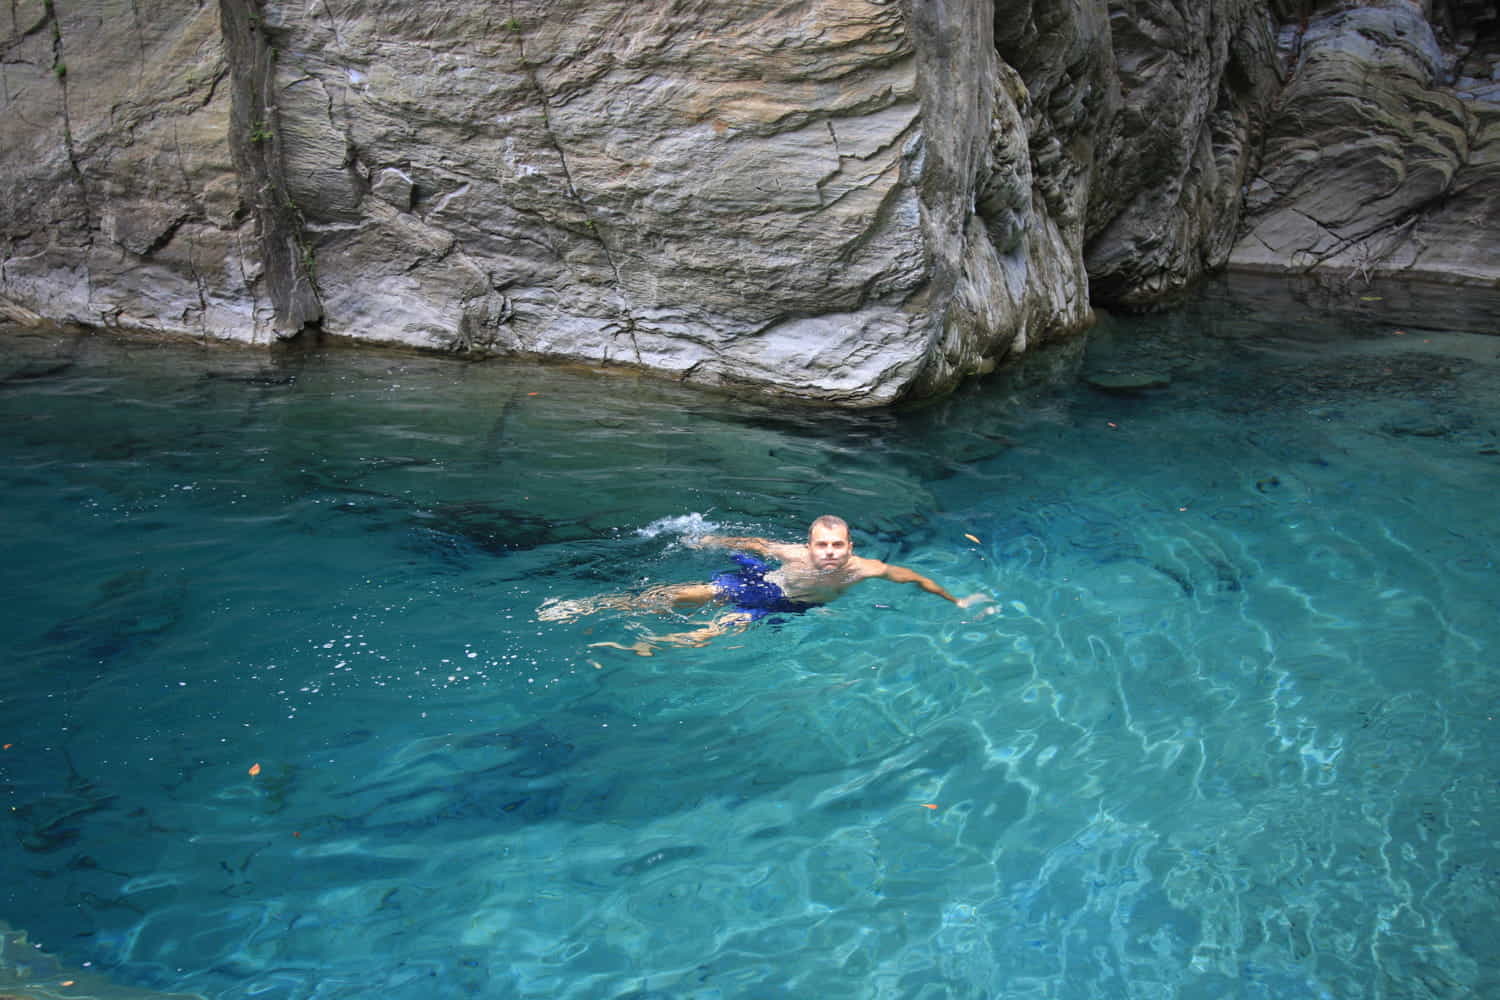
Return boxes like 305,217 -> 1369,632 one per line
808,514 -> 849,539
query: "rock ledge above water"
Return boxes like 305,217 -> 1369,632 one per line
1,0 -> 1494,406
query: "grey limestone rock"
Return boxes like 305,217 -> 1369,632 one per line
1230,0 -> 1500,297
0,0 -> 1494,407
1085,0 -> 1283,306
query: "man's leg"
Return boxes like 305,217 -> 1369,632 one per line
537,582 -> 719,622
589,610 -> 753,656
635,583 -> 718,612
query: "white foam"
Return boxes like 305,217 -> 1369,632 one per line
635,512 -> 719,542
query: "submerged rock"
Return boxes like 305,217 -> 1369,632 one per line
1083,371 -> 1173,393
1,919 -> 205,999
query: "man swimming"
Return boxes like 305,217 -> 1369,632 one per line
537,514 -> 991,655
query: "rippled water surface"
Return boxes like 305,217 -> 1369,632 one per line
2,289 -> 1498,1000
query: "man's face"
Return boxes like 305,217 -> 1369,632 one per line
808,524 -> 852,571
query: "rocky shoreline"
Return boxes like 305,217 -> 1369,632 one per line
1,0 -> 1495,405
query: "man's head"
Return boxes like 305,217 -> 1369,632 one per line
807,515 -> 852,571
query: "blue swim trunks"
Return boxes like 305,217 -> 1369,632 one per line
712,553 -> 820,621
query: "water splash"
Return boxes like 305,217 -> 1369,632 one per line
634,512 -> 720,543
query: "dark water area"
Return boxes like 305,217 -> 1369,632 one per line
1,285 -> 1498,1000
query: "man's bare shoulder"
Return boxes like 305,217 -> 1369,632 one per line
764,540 -> 809,562
848,554 -> 891,581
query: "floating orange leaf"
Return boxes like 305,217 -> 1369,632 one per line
248,763 -> 261,776
922,803 -> 938,810
963,533 -> 981,545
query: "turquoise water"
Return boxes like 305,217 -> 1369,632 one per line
2,290 -> 1498,1000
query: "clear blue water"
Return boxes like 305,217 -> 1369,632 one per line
2,289 -> 1498,1000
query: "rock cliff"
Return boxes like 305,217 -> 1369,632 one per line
1,1 -> 1495,406
1232,0 -> 1500,296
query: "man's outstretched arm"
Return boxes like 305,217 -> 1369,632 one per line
692,534 -> 785,558
881,563 -> 991,608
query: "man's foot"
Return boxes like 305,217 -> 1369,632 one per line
589,639 -> 655,657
